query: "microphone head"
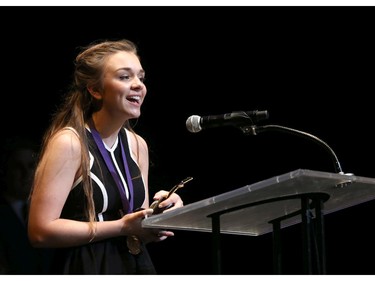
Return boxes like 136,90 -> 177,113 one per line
186,115 -> 202,133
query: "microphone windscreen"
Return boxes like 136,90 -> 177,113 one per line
186,115 -> 202,133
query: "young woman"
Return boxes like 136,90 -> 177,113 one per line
28,39 -> 183,274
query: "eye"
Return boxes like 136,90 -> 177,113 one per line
120,75 -> 130,80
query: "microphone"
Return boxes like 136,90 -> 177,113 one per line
186,110 -> 269,133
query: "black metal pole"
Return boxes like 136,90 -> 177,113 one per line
272,220 -> 282,274
211,215 -> 221,274
301,196 -> 313,274
314,197 -> 326,274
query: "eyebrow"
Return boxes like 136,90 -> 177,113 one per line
117,67 -> 145,75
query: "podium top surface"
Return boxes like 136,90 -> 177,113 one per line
142,169 -> 375,236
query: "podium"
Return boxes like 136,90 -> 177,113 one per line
142,169 -> 375,274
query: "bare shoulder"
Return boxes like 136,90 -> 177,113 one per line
125,129 -> 149,171
135,133 -> 148,152
126,129 -> 148,153
46,128 -> 82,159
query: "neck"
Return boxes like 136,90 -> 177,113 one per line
90,116 -> 122,148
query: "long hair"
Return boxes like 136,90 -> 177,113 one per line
34,39 -> 139,230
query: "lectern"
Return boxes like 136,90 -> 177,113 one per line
142,169 -> 375,274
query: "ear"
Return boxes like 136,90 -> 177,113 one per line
87,86 -> 102,100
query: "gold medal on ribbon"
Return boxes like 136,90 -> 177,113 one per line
127,235 -> 141,255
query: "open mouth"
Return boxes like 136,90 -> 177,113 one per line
126,95 -> 141,104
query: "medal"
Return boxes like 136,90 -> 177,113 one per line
127,235 -> 141,255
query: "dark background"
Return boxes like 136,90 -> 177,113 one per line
1,6 -> 375,274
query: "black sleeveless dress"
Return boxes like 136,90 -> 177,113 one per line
49,127 -> 156,274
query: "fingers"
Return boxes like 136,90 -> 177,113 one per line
142,208 -> 154,218
159,193 -> 183,210
132,208 -> 154,219
170,194 -> 183,207
153,190 -> 169,201
154,230 -> 174,242
141,228 -> 174,244
151,191 -> 183,213
158,230 -> 174,237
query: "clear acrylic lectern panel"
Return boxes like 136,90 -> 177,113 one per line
142,169 -> 375,236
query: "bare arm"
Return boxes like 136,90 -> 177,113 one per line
28,129 -> 169,248
129,131 -> 150,209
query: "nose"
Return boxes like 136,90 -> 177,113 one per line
131,76 -> 144,89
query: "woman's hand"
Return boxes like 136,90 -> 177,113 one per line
152,190 -> 184,213
120,208 -> 175,244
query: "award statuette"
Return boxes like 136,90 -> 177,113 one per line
127,235 -> 141,255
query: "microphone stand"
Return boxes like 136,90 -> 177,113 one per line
240,124 -> 344,175
239,123 -> 348,274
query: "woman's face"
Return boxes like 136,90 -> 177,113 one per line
100,51 -> 147,120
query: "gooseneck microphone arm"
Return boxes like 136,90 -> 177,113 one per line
186,110 -> 345,175
245,124 -> 344,175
